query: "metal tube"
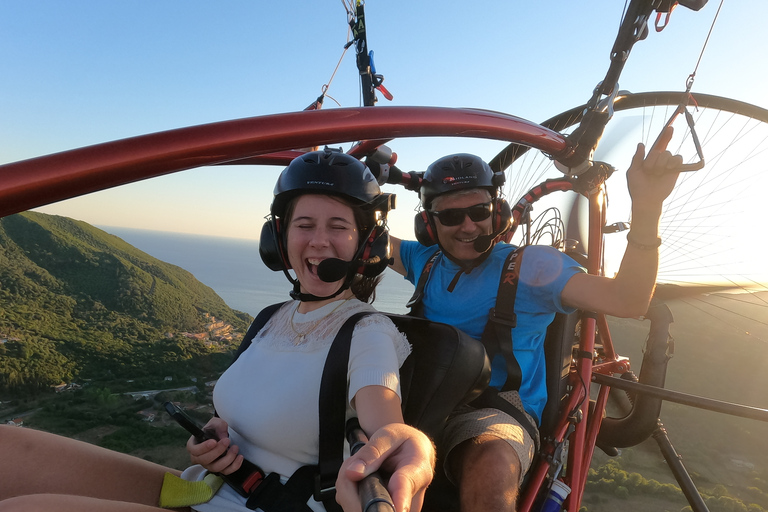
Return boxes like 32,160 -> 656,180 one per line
592,374 -> 768,422
653,421 -> 710,512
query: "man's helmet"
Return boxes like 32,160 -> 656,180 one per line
420,153 -> 505,210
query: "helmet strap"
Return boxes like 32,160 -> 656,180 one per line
289,280 -> 350,302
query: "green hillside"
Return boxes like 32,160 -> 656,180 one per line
0,212 -> 251,394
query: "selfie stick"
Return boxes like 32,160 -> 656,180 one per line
345,418 -> 396,512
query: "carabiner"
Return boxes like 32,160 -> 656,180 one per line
594,82 -> 621,120
651,93 -> 705,172
655,10 -> 672,32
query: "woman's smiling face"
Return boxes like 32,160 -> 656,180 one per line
286,194 -> 359,298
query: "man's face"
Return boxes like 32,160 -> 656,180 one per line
430,189 -> 493,263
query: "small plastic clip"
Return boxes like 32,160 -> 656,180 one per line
376,83 -> 393,101
655,11 -> 672,31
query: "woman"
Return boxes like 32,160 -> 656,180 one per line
180,148 -> 411,512
0,149 -> 423,512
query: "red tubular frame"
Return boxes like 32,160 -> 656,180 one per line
0,106 -> 566,218
517,185 -> 616,512
0,104 -> 632,511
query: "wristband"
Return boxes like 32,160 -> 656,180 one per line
626,232 -> 662,250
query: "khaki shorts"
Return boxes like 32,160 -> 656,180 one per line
440,390 -> 539,484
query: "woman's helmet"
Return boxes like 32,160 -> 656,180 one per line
270,149 -> 382,221
260,148 -> 394,301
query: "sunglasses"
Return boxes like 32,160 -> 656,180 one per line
431,202 -> 492,226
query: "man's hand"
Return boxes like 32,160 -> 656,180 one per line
627,125 -> 683,216
335,423 -> 435,512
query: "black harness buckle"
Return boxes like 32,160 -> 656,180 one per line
313,474 -> 336,502
489,306 -> 517,328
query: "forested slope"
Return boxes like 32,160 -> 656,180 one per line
0,212 -> 251,394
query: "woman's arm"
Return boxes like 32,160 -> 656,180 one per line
343,386 -> 434,512
353,385 -> 404,436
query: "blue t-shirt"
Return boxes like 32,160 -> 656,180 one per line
400,241 -> 583,423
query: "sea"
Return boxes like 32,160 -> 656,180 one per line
102,226 -> 413,317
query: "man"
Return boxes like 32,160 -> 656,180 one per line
364,127 -> 682,512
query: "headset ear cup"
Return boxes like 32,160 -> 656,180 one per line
495,198 -> 512,234
414,211 -> 438,247
259,219 -> 291,272
357,226 -> 391,277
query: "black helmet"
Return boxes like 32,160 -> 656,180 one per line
259,148 -> 394,302
420,153 -> 505,210
271,148 -> 382,219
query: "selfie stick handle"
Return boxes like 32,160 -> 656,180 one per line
345,418 -> 396,512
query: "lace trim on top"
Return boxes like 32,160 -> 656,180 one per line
253,300 -> 411,363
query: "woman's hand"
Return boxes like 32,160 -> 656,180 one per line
335,423 -> 436,512
185,417 -> 244,475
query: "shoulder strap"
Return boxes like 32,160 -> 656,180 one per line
233,302 -> 286,363
473,246 -> 541,449
405,249 -> 441,315
480,247 -> 526,392
218,302 -> 286,420
244,310 -> 376,512
315,311 -> 376,510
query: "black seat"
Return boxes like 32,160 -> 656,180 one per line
387,314 -> 491,441
383,314 -> 490,512
396,311 -> 578,512
539,311 -> 579,439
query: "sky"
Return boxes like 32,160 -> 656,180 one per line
1,0 -> 767,245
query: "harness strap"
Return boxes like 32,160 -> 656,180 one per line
405,246 -> 538,447
245,471 -> 314,512
405,249 -> 440,313
407,247 -> 528,394
234,302 -> 286,362
316,312 -> 374,509
236,306 -> 374,512
480,247 -> 526,392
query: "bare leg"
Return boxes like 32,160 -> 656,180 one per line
0,425 -> 179,506
451,434 -> 522,512
0,494 -> 188,512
